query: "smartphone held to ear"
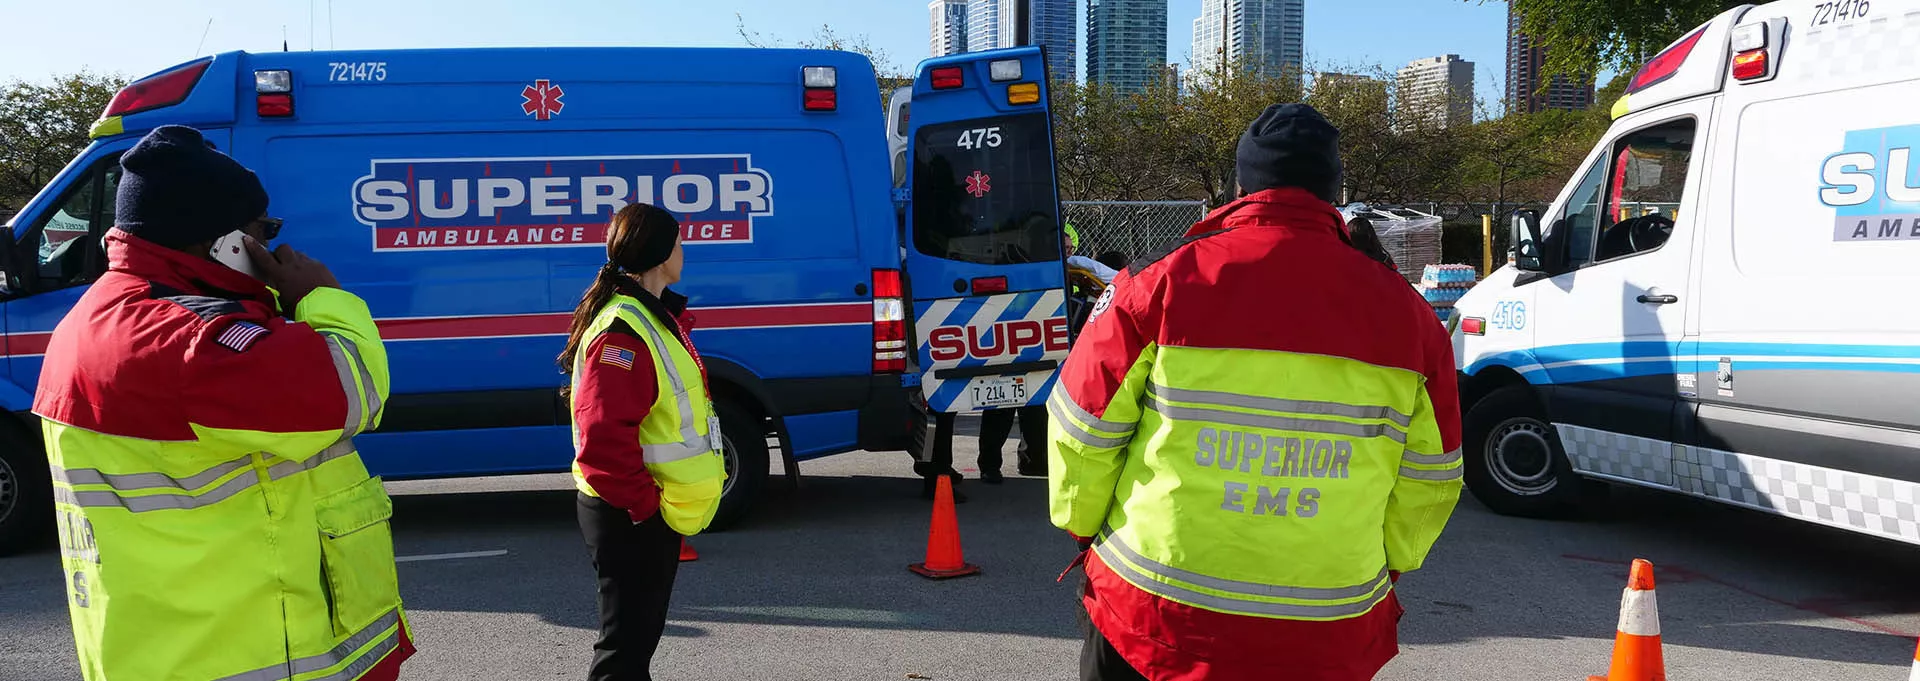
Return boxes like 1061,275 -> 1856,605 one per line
210,231 -> 263,280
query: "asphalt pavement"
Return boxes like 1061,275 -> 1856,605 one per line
5,426 -> 1920,681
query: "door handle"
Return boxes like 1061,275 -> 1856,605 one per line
1636,293 -> 1679,305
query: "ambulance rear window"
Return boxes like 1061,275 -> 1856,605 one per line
912,113 -> 1061,265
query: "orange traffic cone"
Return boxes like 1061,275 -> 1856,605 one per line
908,475 -> 980,579
679,538 -> 698,562
1907,636 -> 1919,681
1588,559 -> 1665,681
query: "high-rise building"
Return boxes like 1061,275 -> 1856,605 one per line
965,0 -> 1077,81
1086,0 -> 1169,92
1190,0 -> 1306,82
929,0 -> 970,58
1398,55 -> 1475,129
1505,7 -> 1594,113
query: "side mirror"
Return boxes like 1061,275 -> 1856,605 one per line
1511,209 -> 1545,272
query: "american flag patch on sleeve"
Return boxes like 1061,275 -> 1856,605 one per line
599,345 -> 637,371
214,321 -> 270,352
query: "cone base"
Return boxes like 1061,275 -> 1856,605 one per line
909,562 -> 981,579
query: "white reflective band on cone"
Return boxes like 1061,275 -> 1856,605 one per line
1616,588 -> 1661,637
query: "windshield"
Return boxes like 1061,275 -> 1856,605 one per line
912,113 -> 1061,265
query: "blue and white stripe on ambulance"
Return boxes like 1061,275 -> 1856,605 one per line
915,289 -> 1070,412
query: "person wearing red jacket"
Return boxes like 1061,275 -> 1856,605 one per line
1047,104 -> 1464,681
559,202 -> 727,681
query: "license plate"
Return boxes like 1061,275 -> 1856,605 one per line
969,376 -> 1029,409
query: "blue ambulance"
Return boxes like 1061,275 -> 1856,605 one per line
0,45 -> 1066,550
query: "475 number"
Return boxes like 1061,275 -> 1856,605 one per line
956,127 -> 1003,150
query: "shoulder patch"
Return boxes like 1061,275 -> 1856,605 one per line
213,321 -> 271,353
1084,284 -> 1118,327
1126,228 -> 1236,274
149,283 -> 248,322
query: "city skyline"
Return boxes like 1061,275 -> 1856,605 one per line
964,0 -> 1078,82
1086,0 -> 1169,92
929,0 -> 969,58
1191,0 -> 1305,82
1505,6 -> 1595,112
1399,54 -> 1476,129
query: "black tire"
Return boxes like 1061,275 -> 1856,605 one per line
706,399 -> 769,531
0,419 -> 52,556
1462,385 -> 1587,518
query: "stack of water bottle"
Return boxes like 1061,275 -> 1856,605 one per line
1418,264 -> 1478,322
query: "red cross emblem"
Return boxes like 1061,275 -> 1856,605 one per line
521,79 -> 565,121
965,170 -> 992,198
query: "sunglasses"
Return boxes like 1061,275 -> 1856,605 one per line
250,217 -> 284,241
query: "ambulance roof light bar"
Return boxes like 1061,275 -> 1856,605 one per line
102,58 -> 212,119
1730,17 -> 1787,84
989,59 -> 1023,82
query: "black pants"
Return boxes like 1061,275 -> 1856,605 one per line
978,404 -> 1048,474
1081,618 -> 1150,681
577,493 -> 683,681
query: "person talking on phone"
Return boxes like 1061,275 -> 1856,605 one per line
558,202 -> 726,681
32,125 -> 412,681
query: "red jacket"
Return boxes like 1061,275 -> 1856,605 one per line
570,284 -> 704,522
1072,188 -> 1461,681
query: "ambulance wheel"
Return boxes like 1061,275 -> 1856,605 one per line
708,400 -> 768,532
0,420 -> 51,556
1463,386 -> 1585,518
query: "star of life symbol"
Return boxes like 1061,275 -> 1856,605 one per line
965,170 -> 992,198
521,79 -> 565,121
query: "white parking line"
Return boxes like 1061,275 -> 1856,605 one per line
395,549 -> 510,563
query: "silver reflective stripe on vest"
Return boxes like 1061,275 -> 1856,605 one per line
1048,387 -> 1134,449
1149,383 -> 1413,428
214,609 -> 401,681
266,440 -> 362,482
1098,533 -> 1397,625
52,461 -> 261,513
642,437 -> 711,465
1403,448 -> 1462,467
620,303 -> 703,445
54,457 -> 250,493
1145,388 -> 1409,444
1399,464 -> 1463,482
322,332 -> 381,436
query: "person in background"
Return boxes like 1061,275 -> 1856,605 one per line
559,202 -> 727,681
1095,250 -> 1129,273
1063,222 -> 1119,285
33,125 -> 410,681
1345,217 -> 1398,272
1047,103 -> 1463,681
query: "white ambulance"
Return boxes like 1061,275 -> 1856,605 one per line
1451,0 -> 1920,545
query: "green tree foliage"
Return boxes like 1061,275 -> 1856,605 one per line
735,15 -> 909,107
0,71 -> 126,212
1498,0 -> 1745,86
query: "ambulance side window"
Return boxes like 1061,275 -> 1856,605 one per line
1552,157 -> 1608,270
26,158 -> 120,291
1594,119 -> 1694,263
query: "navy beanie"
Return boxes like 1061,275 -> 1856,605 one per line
1235,103 -> 1343,203
115,125 -> 269,249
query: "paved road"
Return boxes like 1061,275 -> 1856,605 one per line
6,434 -> 1920,680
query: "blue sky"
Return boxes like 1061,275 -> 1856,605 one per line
0,0 -> 1512,101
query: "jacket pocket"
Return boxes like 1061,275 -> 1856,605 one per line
315,476 -> 402,638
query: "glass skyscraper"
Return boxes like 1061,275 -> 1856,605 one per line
965,0 -> 1077,82
1191,0 -> 1305,82
1086,0 -> 1169,92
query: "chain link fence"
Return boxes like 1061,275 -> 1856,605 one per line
1062,201 -> 1210,264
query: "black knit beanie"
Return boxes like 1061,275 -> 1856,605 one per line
115,125 -> 269,249
1235,103 -> 1344,203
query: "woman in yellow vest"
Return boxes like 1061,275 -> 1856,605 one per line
557,202 -> 727,681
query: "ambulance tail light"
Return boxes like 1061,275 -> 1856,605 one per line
1625,27 -> 1705,94
872,269 -> 907,373
102,58 -> 211,118
803,66 -> 837,112
931,67 -> 965,90
1730,19 -> 1784,83
970,276 -> 1008,295
1731,50 -> 1768,80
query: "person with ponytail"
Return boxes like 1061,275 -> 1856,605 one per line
560,202 -> 726,681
